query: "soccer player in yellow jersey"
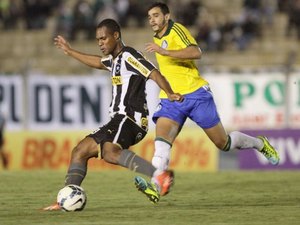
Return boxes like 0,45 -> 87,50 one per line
134,2 -> 280,203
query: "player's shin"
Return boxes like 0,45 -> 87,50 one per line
118,149 -> 156,177
151,138 -> 172,170
229,131 -> 263,150
65,162 -> 87,186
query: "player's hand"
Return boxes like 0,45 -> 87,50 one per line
168,93 -> 184,102
145,42 -> 168,56
54,35 -> 72,55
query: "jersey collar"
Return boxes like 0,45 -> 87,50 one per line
154,20 -> 174,39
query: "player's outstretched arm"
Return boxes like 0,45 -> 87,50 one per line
145,43 -> 201,60
54,35 -> 106,70
149,69 -> 183,102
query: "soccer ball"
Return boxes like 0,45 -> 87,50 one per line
57,185 -> 87,212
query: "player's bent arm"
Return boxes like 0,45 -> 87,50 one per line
149,69 -> 183,102
67,49 -> 106,70
161,45 -> 201,60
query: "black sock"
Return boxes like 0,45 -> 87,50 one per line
118,149 -> 156,177
65,162 -> 87,186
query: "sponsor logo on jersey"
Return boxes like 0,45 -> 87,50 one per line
127,56 -> 149,76
155,103 -> 162,112
111,76 -> 122,85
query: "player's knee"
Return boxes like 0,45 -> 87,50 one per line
71,145 -> 86,161
102,148 -> 120,164
102,149 -> 111,163
71,142 -> 95,161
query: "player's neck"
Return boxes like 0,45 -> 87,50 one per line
112,42 -> 125,58
156,21 -> 169,38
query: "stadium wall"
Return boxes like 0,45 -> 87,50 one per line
1,72 -> 300,170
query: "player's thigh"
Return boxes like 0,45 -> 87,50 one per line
189,95 -> 220,129
203,122 -> 228,149
156,117 -> 181,143
73,137 -> 99,159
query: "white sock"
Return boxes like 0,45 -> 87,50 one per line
229,131 -> 263,150
151,169 -> 163,192
151,138 -> 172,171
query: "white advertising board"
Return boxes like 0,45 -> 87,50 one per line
0,75 -> 23,130
1,72 -> 298,130
205,72 -> 288,129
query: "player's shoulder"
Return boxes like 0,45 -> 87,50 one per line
123,46 -> 140,54
123,46 -> 144,59
172,21 -> 186,29
171,21 -> 190,34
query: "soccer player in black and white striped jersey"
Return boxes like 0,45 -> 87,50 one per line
43,19 -> 183,210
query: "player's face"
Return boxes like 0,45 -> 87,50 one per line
96,26 -> 118,56
148,7 -> 169,34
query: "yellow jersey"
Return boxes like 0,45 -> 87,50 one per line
153,20 -> 208,98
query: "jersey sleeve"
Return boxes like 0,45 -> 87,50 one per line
172,23 -> 198,48
101,55 -> 113,71
125,51 -> 156,78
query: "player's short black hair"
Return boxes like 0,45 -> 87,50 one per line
97,19 -> 122,38
148,2 -> 170,15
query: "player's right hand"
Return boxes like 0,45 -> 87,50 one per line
168,93 -> 184,102
54,35 -> 71,55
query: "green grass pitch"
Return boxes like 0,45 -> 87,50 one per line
0,170 -> 299,225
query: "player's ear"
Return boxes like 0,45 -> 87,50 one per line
165,13 -> 170,21
114,31 -> 120,40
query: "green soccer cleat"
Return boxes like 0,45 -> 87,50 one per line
257,136 -> 280,165
134,176 -> 160,204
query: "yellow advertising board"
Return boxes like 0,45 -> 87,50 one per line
3,128 -> 218,171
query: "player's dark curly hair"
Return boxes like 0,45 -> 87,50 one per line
97,19 -> 121,38
148,2 -> 170,15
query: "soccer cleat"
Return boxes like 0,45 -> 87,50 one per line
134,176 -> 160,203
154,170 -> 174,196
42,202 -> 61,211
257,136 -> 280,165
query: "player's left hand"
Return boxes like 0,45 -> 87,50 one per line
168,93 -> 184,102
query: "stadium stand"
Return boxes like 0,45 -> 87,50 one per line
0,0 -> 299,75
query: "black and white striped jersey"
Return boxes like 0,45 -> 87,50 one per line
101,46 -> 156,130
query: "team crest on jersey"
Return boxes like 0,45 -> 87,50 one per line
161,40 -> 168,49
111,76 -> 122,85
115,64 -> 121,74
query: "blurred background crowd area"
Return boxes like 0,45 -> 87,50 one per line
0,0 -> 299,74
